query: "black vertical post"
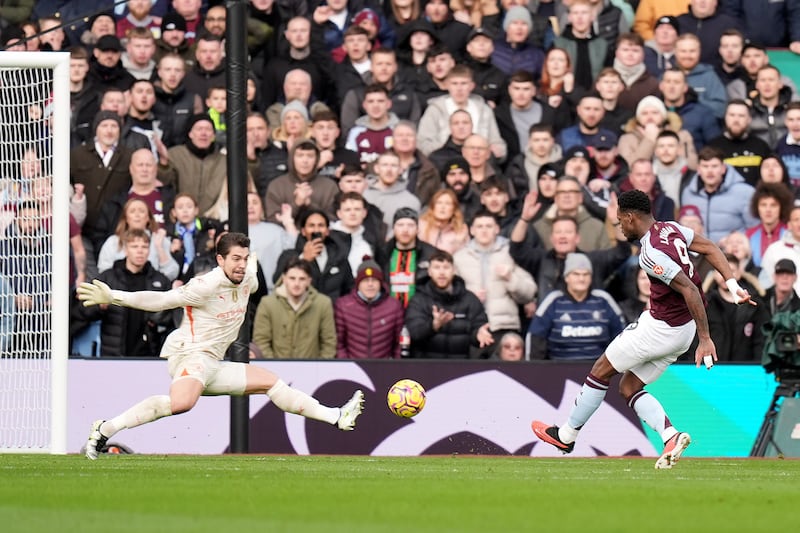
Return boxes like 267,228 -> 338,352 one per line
226,0 -> 249,453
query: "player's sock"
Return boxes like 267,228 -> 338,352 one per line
104,395 -> 173,436
267,379 -> 339,425
562,373 -> 610,443
627,390 -> 677,442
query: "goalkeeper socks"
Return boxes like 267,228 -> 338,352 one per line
627,390 -> 677,442
267,379 -> 339,425
103,395 -> 173,436
562,373 -> 610,443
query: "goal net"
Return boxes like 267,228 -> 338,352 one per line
0,52 -> 70,454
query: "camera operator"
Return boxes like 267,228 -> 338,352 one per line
274,208 -> 353,302
765,259 -> 800,317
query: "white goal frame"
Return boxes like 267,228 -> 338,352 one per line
0,52 -> 70,454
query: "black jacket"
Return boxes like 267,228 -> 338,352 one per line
74,259 -> 172,357
274,229 -> 353,301
405,276 -> 488,359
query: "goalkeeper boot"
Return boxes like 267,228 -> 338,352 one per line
337,390 -> 365,431
85,420 -> 109,460
531,421 -> 575,454
655,432 -> 691,469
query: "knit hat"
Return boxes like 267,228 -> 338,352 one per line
353,8 -> 381,31
636,95 -> 668,120
280,100 -> 310,123
442,156 -> 471,178
161,11 -> 188,33
92,110 -> 122,132
185,113 -> 215,135
503,6 -> 533,32
564,252 -> 592,275
678,205 -> 702,221
654,15 -> 679,33
96,35 -> 123,52
537,163 -> 559,181
355,257 -> 384,285
393,207 -> 419,225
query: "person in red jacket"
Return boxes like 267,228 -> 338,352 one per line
334,257 -> 405,359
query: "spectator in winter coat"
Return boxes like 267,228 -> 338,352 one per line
152,53 -> 204,149
681,146 -> 759,243
273,208 -> 354,302
405,250 -> 494,358
720,0 -> 800,51
745,183 -> 792,267
617,159 -> 676,222
265,139 -> 340,221
74,229 -> 172,357
526,252 -> 625,360
454,210 -> 537,337
417,65 -> 507,160
390,121 -> 441,208
511,202 -> 631,302
253,257 -> 336,359
775,103 -> 800,185
381,208 -> 441,308
643,15 -> 679,78
553,0 -> 608,92
330,192 -> 376,276
490,6 -> 545,79
363,151 -> 422,236
707,99 -> 773,186
461,27 -> 507,108
749,66 -> 793,149
701,253 -> 768,362
334,258 -> 405,359
676,0 -> 744,66
617,95 -> 697,170
659,69 -> 721,154
674,33 -> 727,120
759,206 -> 800,295
634,0 -> 687,41
614,33 -> 660,113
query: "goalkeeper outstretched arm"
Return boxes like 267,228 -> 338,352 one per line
77,279 -> 207,312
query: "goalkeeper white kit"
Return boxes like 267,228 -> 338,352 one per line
109,265 -> 258,360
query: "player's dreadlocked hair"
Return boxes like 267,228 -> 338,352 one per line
617,190 -> 652,215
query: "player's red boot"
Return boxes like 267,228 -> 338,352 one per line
655,432 -> 691,469
531,421 -> 575,454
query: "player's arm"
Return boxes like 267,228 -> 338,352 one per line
688,233 -> 754,306
77,277 -> 210,311
669,270 -> 717,367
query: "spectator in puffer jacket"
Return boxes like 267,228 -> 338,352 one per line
334,258 -> 405,359
405,250 -> 494,358
681,146 -> 759,243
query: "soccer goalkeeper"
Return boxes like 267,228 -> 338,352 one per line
77,231 -> 364,459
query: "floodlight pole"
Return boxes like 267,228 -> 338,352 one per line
226,0 -> 250,454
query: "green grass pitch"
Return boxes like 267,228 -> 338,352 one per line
1,455 -> 798,533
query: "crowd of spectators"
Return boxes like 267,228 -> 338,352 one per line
2,0 -> 800,362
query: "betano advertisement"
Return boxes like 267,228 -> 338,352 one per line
68,359 -> 778,457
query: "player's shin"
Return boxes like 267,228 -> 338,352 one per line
627,390 -> 677,442
267,379 -> 340,424
104,395 -> 173,436
562,373 -> 610,443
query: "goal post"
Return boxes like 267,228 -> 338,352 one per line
0,51 -> 70,454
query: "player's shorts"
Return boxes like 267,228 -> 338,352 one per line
605,311 -> 696,384
167,354 -> 247,396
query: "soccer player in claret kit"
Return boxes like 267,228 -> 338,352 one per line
77,232 -> 364,459
532,190 -> 755,469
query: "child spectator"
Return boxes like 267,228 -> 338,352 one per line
205,86 -> 227,148
168,193 -> 222,283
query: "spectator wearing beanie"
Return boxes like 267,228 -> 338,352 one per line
155,12 -> 192,66
160,113 -> 227,215
334,257 -> 405,359
491,7 -> 545,79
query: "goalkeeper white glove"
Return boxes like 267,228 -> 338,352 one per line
725,278 -> 747,305
76,280 -> 113,307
